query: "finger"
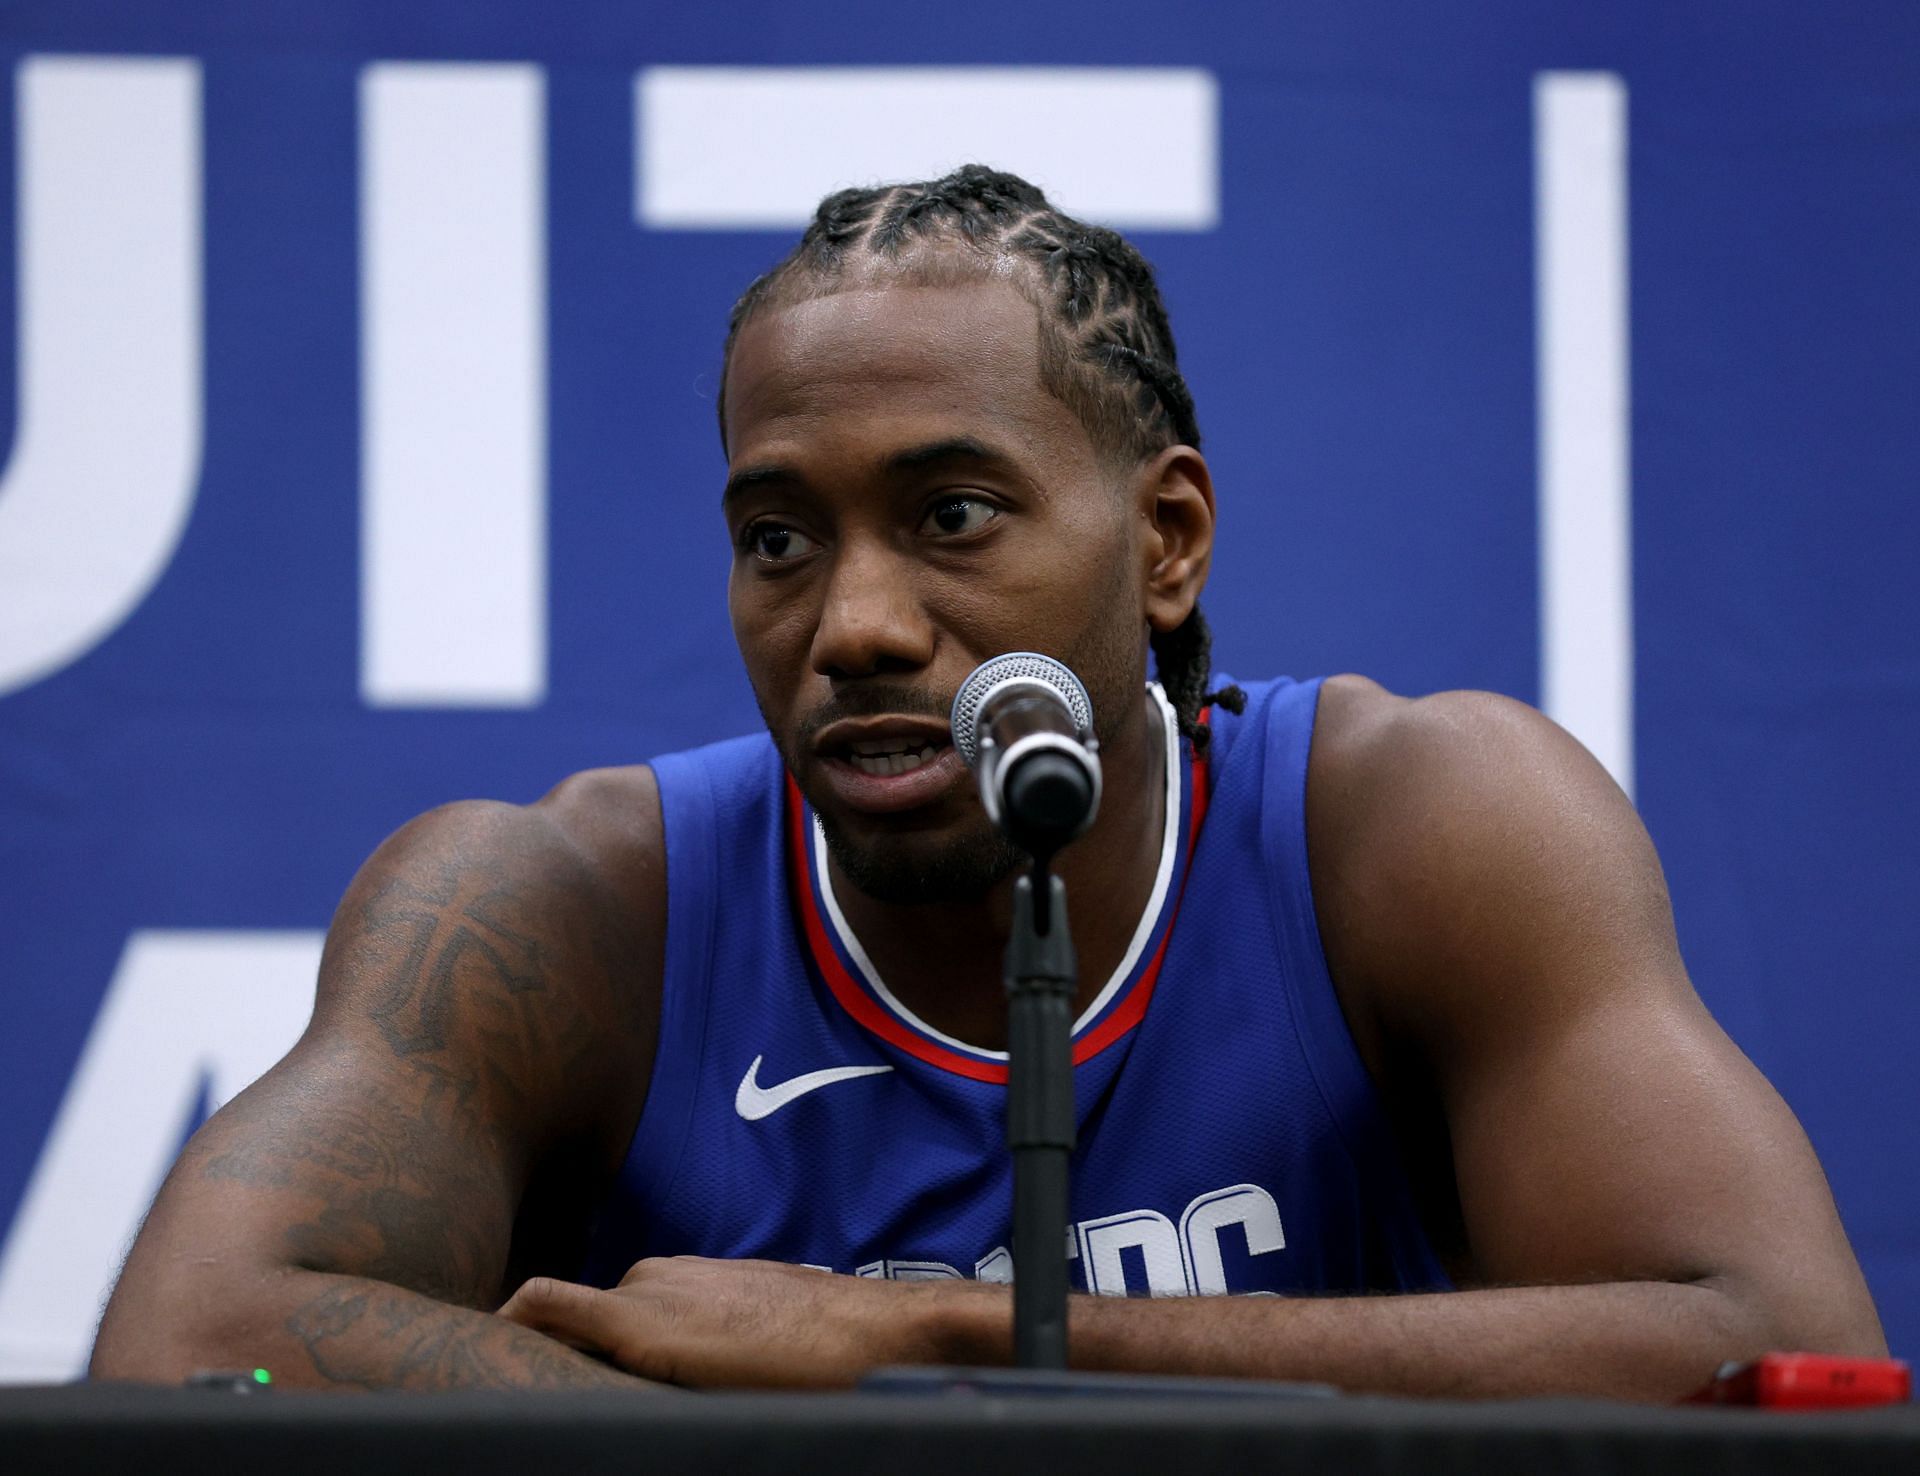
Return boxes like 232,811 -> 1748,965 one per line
616,1256 -> 688,1288
616,1258 -> 670,1288
497,1276 -> 623,1354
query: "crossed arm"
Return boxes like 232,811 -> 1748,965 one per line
91,776 -> 666,1391
94,691 -> 1885,1397
496,684 -> 1885,1399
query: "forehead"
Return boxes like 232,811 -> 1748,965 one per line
722,278 -> 1092,468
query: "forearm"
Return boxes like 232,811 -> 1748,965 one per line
93,1266 -> 653,1392
950,1280 -> 1777,1402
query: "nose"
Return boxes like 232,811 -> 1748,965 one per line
808,537 -> 935,680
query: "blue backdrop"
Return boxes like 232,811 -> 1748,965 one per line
1,0 -> 1915,1378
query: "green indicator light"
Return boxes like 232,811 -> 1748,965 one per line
252,1368 -> 272,1385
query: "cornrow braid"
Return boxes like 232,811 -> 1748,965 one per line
1149,606 -> 1246,755
721,164 -> 1242,751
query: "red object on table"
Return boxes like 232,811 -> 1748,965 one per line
1686,1352 -> 1911,1409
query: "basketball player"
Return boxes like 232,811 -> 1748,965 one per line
91,168 -> 1884,1398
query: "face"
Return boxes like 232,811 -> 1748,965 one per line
722,278 -> 1151,904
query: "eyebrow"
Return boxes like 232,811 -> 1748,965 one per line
883,436 -> 1017,476
721,463 -> 795,507
722,436 -> 1020,508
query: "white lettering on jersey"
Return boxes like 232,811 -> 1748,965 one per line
856,1259 -> 963,1281
857,1187 -> 1287,1297
1077,1208 -> 1191,1297
1179,1183 -> 1287,1295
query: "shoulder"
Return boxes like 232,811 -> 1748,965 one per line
345,764 -> 665,943
1304,674 -> 1677,1046
317,765 -> 667,1164
1309,673 -> 1600,802
1307,673 -> 1642,869
534,762 -> 666,899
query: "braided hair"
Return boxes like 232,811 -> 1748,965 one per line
719,164 -> 1245,751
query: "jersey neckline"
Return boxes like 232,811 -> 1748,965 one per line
783,684 -> 1211,1084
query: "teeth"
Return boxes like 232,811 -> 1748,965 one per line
850,745 -> 939,777
848,737 -> 943,757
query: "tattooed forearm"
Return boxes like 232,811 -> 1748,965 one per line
285,1276 -> 645,1392
92,793 -> 666,1391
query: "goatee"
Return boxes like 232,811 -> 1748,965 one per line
816,811 -> 1025,906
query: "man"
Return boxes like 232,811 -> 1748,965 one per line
91,167 -> 1883,1398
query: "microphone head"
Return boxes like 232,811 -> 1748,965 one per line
949,652 -> 1095,767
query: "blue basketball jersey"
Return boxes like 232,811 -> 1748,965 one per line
581,676 -> 1449,1297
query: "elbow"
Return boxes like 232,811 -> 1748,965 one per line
1789,1303 -> 1891,1361
89,1273 -> 205,1386
89,1299 -> 183,1386
1696,1267 -> 1889,1363
88,1255 -> 158,1383
87,1330 -> 159,1386
89,1252 -> 293,1386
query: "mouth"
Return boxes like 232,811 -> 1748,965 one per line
810,719 -> 970,815
841,736 -> 946,777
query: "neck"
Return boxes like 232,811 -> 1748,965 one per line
824,688 -> 1171,1051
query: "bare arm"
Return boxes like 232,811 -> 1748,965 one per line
1048,678 -> 1885,1398
496,686 -> 1884,1400
91,769 -> 666,1390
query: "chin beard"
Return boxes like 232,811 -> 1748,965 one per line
817,812 -> 1025,906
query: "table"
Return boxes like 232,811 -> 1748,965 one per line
3,1381 -> 1916,1474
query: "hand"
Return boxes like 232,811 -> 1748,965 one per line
497,1256 -> 1001,1388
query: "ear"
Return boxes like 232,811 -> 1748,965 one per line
1134,446 -> 1216,635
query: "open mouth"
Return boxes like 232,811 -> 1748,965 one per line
809,715 -> 966,814
841,738 -> 950,778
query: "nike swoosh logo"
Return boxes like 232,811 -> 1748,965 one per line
734,1054 -> 894,1121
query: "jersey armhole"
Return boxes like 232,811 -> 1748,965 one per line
1259,677 -> 1450,1289
612,747 -> 721,1218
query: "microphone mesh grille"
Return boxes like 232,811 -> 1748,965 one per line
949,652 -> 1095,764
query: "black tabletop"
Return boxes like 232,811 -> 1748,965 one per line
4,1380 -> 1918,1475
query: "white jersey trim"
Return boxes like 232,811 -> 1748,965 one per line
813,682 -> 1183,1061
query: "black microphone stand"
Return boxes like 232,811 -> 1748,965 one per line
1005,853 -> 1075,1370
865,663 -> 1337,1400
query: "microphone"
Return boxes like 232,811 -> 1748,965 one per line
950,653 -> 1102,858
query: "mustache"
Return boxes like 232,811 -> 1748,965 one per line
795,683 -> 955,748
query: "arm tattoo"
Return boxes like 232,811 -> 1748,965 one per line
99,801 -> 662,1391
361,882 -> 549,1059
346,860 -> 633,1117
197,836 -> 647,1310
285,1279 -> 638,1391
201,1099 -> 497,1307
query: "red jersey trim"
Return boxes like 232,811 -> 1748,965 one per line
785,709 -> 1213,1084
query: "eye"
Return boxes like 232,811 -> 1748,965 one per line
922,496 -> 999,538
739,520 -> 819,563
